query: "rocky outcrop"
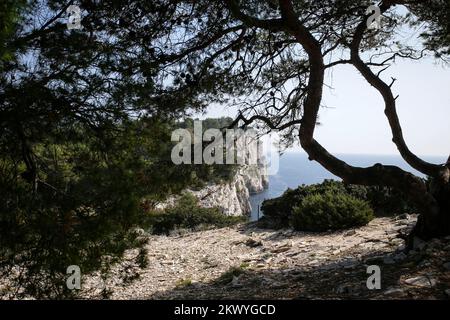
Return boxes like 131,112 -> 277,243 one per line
158,140 -> 269,216
190,136 -> 269,215
158,162 -> 268,216
241,162 -> 269,194
190,163 -> 268,216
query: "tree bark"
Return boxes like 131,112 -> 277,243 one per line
410,163 -> 450,241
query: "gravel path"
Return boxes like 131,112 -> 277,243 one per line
81,215 -> 450,300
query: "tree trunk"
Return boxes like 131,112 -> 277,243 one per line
267,0 -> 450,245
410,169 -> 450,243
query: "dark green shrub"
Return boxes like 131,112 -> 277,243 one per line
260,180 -> 349,228
291,192 -> 374,232
260,179 -> 410,230
145,193 -> 245,235
363,186 -> 416,216
260,188 -> 304,228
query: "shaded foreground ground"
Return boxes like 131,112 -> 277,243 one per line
82,215 -> 450,300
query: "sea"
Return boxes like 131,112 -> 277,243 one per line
249,152 -> 447,221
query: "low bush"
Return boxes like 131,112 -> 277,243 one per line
145,193 -> 245,235
291,192 -> 374,232
260,180 -> 414,230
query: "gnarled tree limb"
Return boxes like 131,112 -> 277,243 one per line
349,1 -> 444,177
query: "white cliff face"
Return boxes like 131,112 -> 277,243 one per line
191,162 -> 268,216
240,162 -> 269,194
158,133 -> 269,216
158,162 -> 268,218
188,174 -> 251,216
158,163 -> 268,216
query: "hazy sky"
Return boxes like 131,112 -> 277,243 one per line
202,57 -> 450,158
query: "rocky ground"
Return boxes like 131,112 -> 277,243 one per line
81,214 -> 450,300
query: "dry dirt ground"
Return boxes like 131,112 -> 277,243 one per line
81,215 -> 450,300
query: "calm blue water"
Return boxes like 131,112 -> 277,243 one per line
249,152 -> 446,221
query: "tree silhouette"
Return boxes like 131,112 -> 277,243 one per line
1,0 -> 449,297
129,0 -> 449,242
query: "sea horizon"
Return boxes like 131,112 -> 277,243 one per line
279,148 -> 449,159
